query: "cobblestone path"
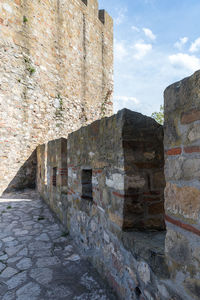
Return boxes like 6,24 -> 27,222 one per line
0,190 -> 116,300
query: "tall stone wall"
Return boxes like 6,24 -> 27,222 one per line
0,0 -> 113,195
164,70 -> 200,300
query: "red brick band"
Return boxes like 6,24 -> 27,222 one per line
112,191 -> 125,198
165,214 -> 200,237
166,148 -> 182,156
93,169 -> 103,174
184,146 -> 200,154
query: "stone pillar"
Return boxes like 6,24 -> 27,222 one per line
164,70 -> 200,299
123,110 -> 165,231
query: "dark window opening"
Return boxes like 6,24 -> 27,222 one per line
99,10 -> 105,24
135,287 -> 141,298
81,0 -> 87,5
52,167 -> 57,187
82,169 -> 93,201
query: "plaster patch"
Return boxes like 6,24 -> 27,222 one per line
106,173 -> 124,190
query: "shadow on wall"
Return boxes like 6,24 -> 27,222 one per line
3,149 -> 37,195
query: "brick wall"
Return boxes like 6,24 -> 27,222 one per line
0,0 -> 113,195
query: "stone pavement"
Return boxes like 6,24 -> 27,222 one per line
0,190 -> 116,300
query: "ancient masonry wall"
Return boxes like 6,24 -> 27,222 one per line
37,69 -> 200,300
37,109 -> 170,300
0,0 -> 113,195
37,138 -> 68,226
164,70 -> 200,300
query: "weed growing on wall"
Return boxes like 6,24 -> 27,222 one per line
101,89 -> 112,117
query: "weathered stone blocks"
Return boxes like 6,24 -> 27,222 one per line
37,109 -> 167,300
37,138 -> 68,225
0,0 -> 113,195
164,70 -> 200,300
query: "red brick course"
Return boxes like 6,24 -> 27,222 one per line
166,148 -> 182,156
165,214 -> 200,237
184,146 -> 200,153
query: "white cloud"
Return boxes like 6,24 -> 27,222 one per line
133,42 -> 152,60
189,37 -> 200,53
114,40 -> 128,61
143,28 -> 156,41
174,37 -> 188,50
115,8 -> 127,25
169,53 -> 200,72
115,96 -> 140,104
132,26 -> 140,32
114,96 -> 140,113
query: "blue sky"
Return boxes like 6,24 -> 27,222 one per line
98,0 -> 200,116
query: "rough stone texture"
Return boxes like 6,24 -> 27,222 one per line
122,110 -> 165,231
37,138 -> 68,226
37,109 -> 165,233
0,189 -> 115,300
37,109 -> 169,300
0,0 -> 113,195
164,70 -> 200,300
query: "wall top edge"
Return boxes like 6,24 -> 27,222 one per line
79,0 -> 113,25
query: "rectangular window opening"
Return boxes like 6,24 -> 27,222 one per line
52,167 -> 57,187
82,169 -> 93,201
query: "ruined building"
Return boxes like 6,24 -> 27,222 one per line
1,1 -> 200,300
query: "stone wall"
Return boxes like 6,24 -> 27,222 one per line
37,109 -> 170,300
164,70 -> 200,300
0,0 -> 113,195
37,93 -> 200,299
37,138 -> 68,226
3,149 -> 37,193
67,109 -> 166,300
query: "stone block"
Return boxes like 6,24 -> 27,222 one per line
165,229 -> 192,269
187,122 -> 200,142
164,70 -> 200,114
165,183 -> 200,222
182,158 -> 200,180
184,278 -> 200,300
164,156 -> 185,181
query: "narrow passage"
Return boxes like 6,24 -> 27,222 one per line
0,190 -> 116,300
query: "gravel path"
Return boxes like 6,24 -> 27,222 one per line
0,190 -> 116,300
